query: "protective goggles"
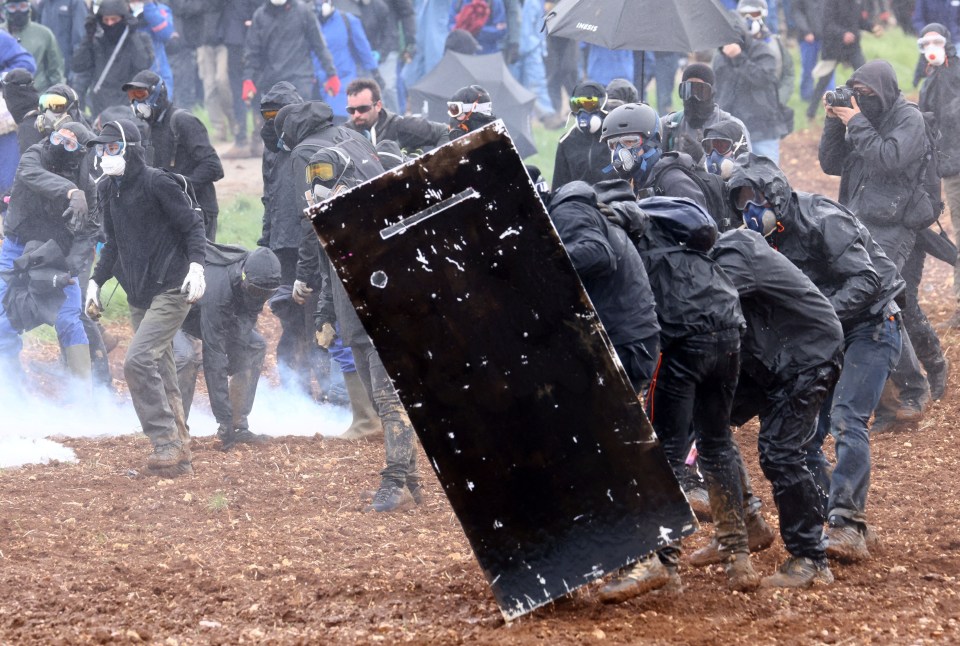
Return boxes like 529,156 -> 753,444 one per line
739,9 -> 763,19
4,1 -> 29,10
306,160 -> 337,184
569,95 -> 601,113
701,137 -> 735,156
346,104 -> 374,115
734,185 -> 764,211
606,134 -> 644,151
918,34 -> 947,50
38,93 -> 69,113
678,80 -> 713,102
447,101 -> 492,118
260,108 -> 279,120
126,87 -> 151,101
95,141 -> 125,157
50,131 -> 81,152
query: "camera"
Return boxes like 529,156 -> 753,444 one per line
824,87 -> 856,108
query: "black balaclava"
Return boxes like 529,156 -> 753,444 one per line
848,60 -> 900,127
2,68 -> 39,123
41,121 -> 93,174
4,2 -> 30,30
448,84 -> 495,138
239,247 -> 282,311
259,81 -> 304,152
98,0 -> 130,44
680,63 -> 716,128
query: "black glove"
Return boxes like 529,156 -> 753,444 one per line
62,190 -> 89,234
53,273 -> 77,289
84,15 -> 98,41
504,43 -> 520,66
597,201 -> 627,230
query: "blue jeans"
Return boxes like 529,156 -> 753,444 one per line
798,40 -> 821,101
0,235 -> 88,359
806,316 -> 902,527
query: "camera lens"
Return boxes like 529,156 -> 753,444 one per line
823,91 -> 837,106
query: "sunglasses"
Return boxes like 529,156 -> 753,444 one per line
38,93 -> 69,113
260,108 -> 279,120
50,131 -> 81,152
126,87 -> 150,101
702,137 -> 734,156
306,160 -> 336,184
346,104 -> 374,115
918,34 -> 947,50
678,80 -> 713,102
95,141 -> 125,157
569,95 -> 601,113
4,1 -> 29,10
447,101 -> 492,118
606,134 -> 643,151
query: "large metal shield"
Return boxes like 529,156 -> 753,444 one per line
307,123 -> 695,620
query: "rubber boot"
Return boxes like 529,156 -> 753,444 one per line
63,344 -> 92,395
340,370 -> 384,440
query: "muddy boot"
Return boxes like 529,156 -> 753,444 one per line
725,553 -> 761,592
598,554 -> 672,603
825,517 -> 870,563
762,556 -> 833,588
927,356 -> 950,401
232,428 -> 270,445
63,344 -> 92,393
685,486 -> 712,522
340,370 -> 383,440
146,441 -> 189,470
690,510 -> 775,567
364,482 -> 415,512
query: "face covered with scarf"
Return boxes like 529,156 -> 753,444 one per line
42,125 -> 89,174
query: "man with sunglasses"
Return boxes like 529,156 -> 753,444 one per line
1,0 -> 65,92
552,80 -> 611,189
662,63 -> 751,166
123,69 -> 223,240
344,77 -> 445,153
86,119 -> 207,478
0,120 -> 96,384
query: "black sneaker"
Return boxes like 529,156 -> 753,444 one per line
365,484 -> 415,513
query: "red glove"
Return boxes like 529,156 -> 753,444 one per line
323,74 -> 341,97
242,79 -> 257,102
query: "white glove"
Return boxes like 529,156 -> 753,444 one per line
85,279 -> 102,319
292,279 -> 313,305
180,262 -> 206,303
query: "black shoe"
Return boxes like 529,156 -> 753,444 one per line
927,357 -> 950,401
232,429 -> 270,445
364,484 -> 415,512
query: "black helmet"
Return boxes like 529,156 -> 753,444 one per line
600,103 -> 661,145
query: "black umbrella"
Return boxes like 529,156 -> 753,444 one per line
544,0 -> 739,52
408,51 -> 537,158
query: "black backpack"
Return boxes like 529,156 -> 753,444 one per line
642,152 -> 738,233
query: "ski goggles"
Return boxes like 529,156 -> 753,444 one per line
447,100 -> 492,118
734,185 -> 765,211
126,87 -> 151,101
306,160 -> 337,184
605,134 -> 644,151
95,141 -> 126,157
50,130 -> 81,152
345,103 -> 374,115
4,1 -> 30,11
701,136 -> 735,156
260,108 -> 279,120
678,80 -> 713,102
569,95 -> 601,113
38,93 -> 69,113
918,34 -> 947,51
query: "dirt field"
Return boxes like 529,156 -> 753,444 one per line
2,129 -> 960,645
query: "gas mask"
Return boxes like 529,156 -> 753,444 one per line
746,17 -> 762,35
36,109 -> 70,134
704,151 -> 734,178
569,94 -> 604,134
610,139 -> 660,181
740,200 -> 776,236
307,147 -> 351,204
576,111 -> 603,134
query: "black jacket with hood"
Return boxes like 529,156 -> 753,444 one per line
553,124 -> 611,189
91,135 -> 207,310
259,81 -> 304,252
711,228 -> 843,384
820,0 -> 872,63
819,60 -> 928,268
918,23 -> 960,178
548,180 -> 660,347
345,107 -> 446,153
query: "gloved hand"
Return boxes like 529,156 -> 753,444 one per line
180,262 -> 206,303
85,279 -> 102,319
503,42 -> 520,66
53,273 -> 76,289
597,201 -> 627,230
242,79 -> 257,102
84,15 -> 98,41
323,74 -> 341,97
292,279 -> 313,305
62,189 -> 89,234
315,321 -> 336,349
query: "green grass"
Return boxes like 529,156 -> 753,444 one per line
207,491 -> 229,512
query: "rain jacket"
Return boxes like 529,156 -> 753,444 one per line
91,145 -> 207,309
259,82 -> 303,252
1,20 -> 65,92
819,60 -> 928,267
548,180 -> 660,347
448,0 -> 507,55
711,228 -> 843,383
316,8 -> 378,118
820,0 -> 871,63
71,13 -> 154,115
138,1 -> 175,97
919,37 -> 960,178
553,125 -> 610,189
243,0 -> 336,94
37,0 -> 88,74
662,104 -> 752,164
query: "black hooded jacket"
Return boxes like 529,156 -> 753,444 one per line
91,145 -> 207,309
259,82 -> 304,252
553,124 -> 610,189
819,60 -> 928,267
345,108 -> 447,153
711,228 -> 843,384
243,0 -> 336,92
548,180 -> 660,347
919,30 -> 960,177
820,0 -> 871,62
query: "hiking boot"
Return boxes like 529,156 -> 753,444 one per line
231,429 -> 270,445
147,460 -> 194,478
725,553 -> 761,592
896,398 -> 925,422
864,524 -> 880,549
689,511 -> 776,567
598,555 -> 672,603
146,441 -> 188,469
686,487 -> 712,522
927,357 -> 950,401
825,522 -> 870,563
364,484 -> 415,512
871,415 -> 905,434
408,483 -> 424,505
761,556 -> 834,589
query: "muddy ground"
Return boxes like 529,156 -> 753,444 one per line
2,129 -> 959,645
